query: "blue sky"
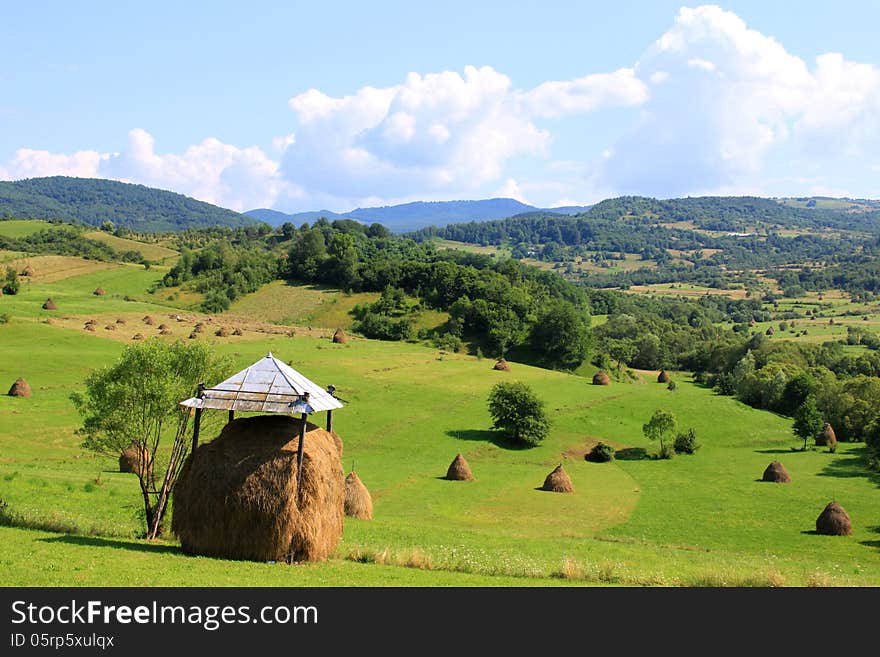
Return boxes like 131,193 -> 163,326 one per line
2,1 -> 880,212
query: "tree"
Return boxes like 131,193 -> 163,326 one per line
642,409 -> 676,456
70,339 -> 231,539
487,381 -> 551,446
792,396 -> 823,451
2,267 -> 20,295
529,299 -> 591,370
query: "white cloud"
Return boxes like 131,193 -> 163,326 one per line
0,148 -> 106,179
521,68 -> 648,118
496,178 -> 529,204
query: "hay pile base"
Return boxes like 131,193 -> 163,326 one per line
172,415 -> 344,563
816,423 -> 837,447
93,287 -> 106,296
119,441 -> 151,477
446,453 -> 473,481
332,328 -> 347,344
816,501 -> 852,536
143,315 -> 155,325
42,298 -> 57,310
657,370 -> 670,383
7,377 -> 32,397
493,358 -> 511,371
344,471 -> 373,519
541,464 -> 573,492
592,371 -> 611,385
762,461 -> 791,483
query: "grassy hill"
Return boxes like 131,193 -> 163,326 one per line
2,267 -> 880,587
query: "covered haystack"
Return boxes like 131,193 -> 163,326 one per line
446,453 -> 474,481
493,358 -> 511,371
344,471 -> 373,519
215,327 -> 229,337
232,328 -> 243,336
541,464 -> 574,493
7,377 -> 32,397
143,315 -> 155,325
93,287 -> 105,296
131,333 -> 144,340
762,461 -> 791,483
172,415 -> 344,563
592,371 -> 611,386
657,370 -> 670,383
21,265 -> 34,276
816,423 -> 837,447
816,501 -> 852,536
42,298 -> 57,310
332,328 -> 347,344
119,441 -> 151,477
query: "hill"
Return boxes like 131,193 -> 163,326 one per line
0,176 -> 258,232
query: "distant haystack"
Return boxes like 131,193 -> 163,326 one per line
762,461 -> 791,483
84,324 -> 96,332
143,315 -> 155,325
115,318 -> 126,324
541,464 -> 573,493
816,501 -> 852,536
172,415 -> 344,563
93,287 -> 105,296
131,333 -> 144,340
446,453 -> 473,481
215,327 -> 229,337
21,265 -> 34,277
119,441 -> 151,477
816,423 -> 837,448
766,327 -> 775,335
159,328 -> 173,336
344,471 -> 373,519
657,370 -> 670,383
493,358 -> 511,371
104,324 -> 116,331
188,331 -> 198,339
158,323 -> 170,330
592,371 -> 611,386
232,328 -> 243,336
332,328 -> 347,344
193,322 -> 204,333
7,377 -> 32,397
42,298 -> 57,310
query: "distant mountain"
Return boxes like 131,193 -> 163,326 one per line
0,176 -> 257,232
246,198 -> 593,232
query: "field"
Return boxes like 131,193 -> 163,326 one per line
83,230 -> 180,265
2,260 -> 880,588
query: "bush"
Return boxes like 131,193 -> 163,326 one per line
657,443 -> 676,460
586,442 -> 615,462
487,381 -> 551,447
667,381 -> 677,391
673,428 -> 701,454
0,313 -> 9,324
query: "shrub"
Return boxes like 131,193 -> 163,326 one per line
586,442 -> 615,462
674,428 -> 701,454
487,381 -> 551,447
657,443 -> 676,460
667,381 -> 677,391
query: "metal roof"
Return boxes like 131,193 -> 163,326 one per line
179,352 -> 344,414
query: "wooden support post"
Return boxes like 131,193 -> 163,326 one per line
191,409 -> 202,454
228,409 -> 235,423
295,412 -> 308,506
326,409 -> 333,433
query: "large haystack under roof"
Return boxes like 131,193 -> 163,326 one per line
816,501 -> 852,536
762,461 -> 791,483
541,464 -> 574,493
7,377 -> 32,397
446,453 -> 473,481
344,471 -> 373,519
172,415 -> 344,562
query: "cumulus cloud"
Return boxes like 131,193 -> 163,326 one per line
0,148 -> 106,179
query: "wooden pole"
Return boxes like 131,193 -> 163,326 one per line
326,409 -> 333,433
228,409 -> 235,423
191,383 -> 205,454
295,412 -> 308,506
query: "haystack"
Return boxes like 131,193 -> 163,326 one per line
332,328 -> 347,344
541,464 -> 574,493
762,461 -> 791,483
816,501 -> 852,536
446,453 -> 474,481
131,333 -> 144,340
158,323 -> 170,330
193,323 -> 204,333
816,423 -> 837,447
104,324 -> 116,331
21,265 -> 34,277
84,324 -> 96,332
159,328 -> 173,336
215,327 -> 229,337
493,358 -> 511,371
119,441 -> 151,477
172,415 -> 344,563
7,377 -> 32,397
188,331 -> 198,339
592,371 -> 611,385
766,327 -> 775,335
657,370 -> 670,383
93,287 -> 106,296
42,298 -> 57,310
344,471 -> 373,519
85,318 -> 97,325
232,328 -> 243,336
143,315 -> 155,325
116,318 -> 126,324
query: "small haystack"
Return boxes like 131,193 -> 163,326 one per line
446,453 -> 474,481
657,370 -> 670,383
119,441 -> 151,477
116,318 -> 126,325
232,328 -> 243,336
158,323 -> 170,330
541,464 -> 574,493
21,265 -> 35,277
188,331 -> 198,340
172,415 -> 344,563
93,287 -> 106,296
215,327 -> 229,337
493,358 -> 511,371
332,328 -> 347,344
816,423 -> 837,447
592,371 -> 611,386
85,318 -> 97,326
762,461 -> 791,483
143,315 -> 155,325
7,377 -> 32,397
131,333 -> 144,340
193,323 -> 204,333
104,324 -> 116,331
159,328 -> 173,336
84,324 -> 96,332
766,327 -> 775,335
344,471 -> 373,519
42,298 -> 57,310
816,501 -> 852,536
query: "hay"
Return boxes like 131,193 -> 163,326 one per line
766,327 -> 775,335
21,265 -> 35,276
119,441 -> 151,477
232,328 -> 243,336
446,453 -> 473,481
332,328 -> 347,344
344,471 -> 373,519
816,501 -> 852,536
493,358 -> 511,371
762,461 -> 791,483
158,323 -> 170,330
93,287 -> 106,296
7,377 -> 32,397
116,318 -> 126,324
592,371 -> 611,385
188,331 -> 198,339
541,464 -> 573,493
104,324 -> 116,331
143,315 -> 155,325
42,298 -> 57,310
657,370 -> 670,383
84,324 -> 96,332
193,323 -> 204,332
172,415 -> 344,563
131,333 -> 144,340
159,328 -> 173,335
816,423 -> 837,447
215,327 -> 229,337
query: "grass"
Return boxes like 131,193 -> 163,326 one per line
0,219 -> 55,238
83,230 -> 180,265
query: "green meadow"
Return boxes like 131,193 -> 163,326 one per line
1,259 -> 879,587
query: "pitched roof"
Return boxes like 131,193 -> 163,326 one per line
179,352 -> 343,414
